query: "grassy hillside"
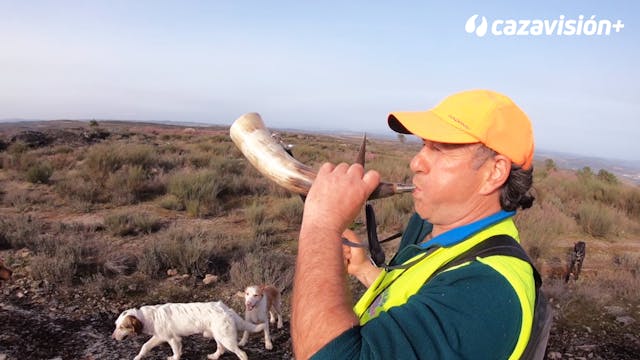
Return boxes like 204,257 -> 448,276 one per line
1,120 -> 638,358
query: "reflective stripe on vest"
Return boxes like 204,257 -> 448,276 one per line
353,218 -> 535,360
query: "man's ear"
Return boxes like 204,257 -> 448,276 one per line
479,154 -> 511,195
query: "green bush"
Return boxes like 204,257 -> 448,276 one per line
84,143 -> 159,178
597,169 -> 618,184
167,169 -> 228,217
576,201 -> 615,238
25,162 -> 53,184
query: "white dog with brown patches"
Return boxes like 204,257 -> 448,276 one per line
239,285 -> 283,350
112,301 -> 265,360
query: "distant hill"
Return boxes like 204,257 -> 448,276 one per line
536,149 -> 640,185
2,118 -> 638,184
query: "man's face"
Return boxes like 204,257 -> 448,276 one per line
410,140 -> 493,228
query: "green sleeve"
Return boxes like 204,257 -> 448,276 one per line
311,261 -> 522,360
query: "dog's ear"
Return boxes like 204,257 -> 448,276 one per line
125,315 -> 143,334
235,290 -> 245,298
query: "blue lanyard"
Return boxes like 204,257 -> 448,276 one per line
420,210 -> 516,249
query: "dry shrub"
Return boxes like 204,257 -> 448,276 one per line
72,143 -> 168,204
619,186 -> 640,221
82,272 -> 149,299
1,189 -> 37,212
17,221 -> 134,285
157,151 -> 184,170
377,194 -> 414,233
566,267 -> 638,304
104,211 -> 163,236
188,153 -> 211,168
158,194 -> 185,211
611,252 -> 640,275
245,201 -> 267,227
515,201 -> 577,260
138,227 -> 236,278
221,160 -> 274,198
101,251 -> 139,276
50,144 -> 74,155
273,196 -> 304,224
105,165 -> 166,204
368,154 -> 414,185
83,143 -> 123,176
2,142 -> 34,171
84,143 -> 159,177
292,143 -> 324,164
0,216 -> 48,251
245,199 -> 292,239
30,246 -> 78,285
576,201 -> 616,238
54,173 -> 105,207
48,151 -> 77,171
229,250 -> 295,293
25,162 -> 53,184
167,169 -> 229,217
252,223 -> 281,241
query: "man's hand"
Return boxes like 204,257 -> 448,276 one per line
342,229 -> 382,288
302,162 -> 380,237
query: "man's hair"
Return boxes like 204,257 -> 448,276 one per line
473,145 -> 535,211
501,165 -> 535,211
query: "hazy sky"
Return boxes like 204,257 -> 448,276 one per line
1,1 -> 638,161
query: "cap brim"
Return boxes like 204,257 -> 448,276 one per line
388,111 -> 479,144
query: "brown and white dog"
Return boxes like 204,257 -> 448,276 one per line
239,285 -> 283,350
112,301 -> 265,360
0,258 -> 12,282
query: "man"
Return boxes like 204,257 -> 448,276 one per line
292,89 -> 536,359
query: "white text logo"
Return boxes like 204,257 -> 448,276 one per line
465,15 -> 624,37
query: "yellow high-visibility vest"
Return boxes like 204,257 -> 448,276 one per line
354,218 -> 535,360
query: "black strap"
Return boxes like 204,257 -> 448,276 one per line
430,234 -> 542,288
365,202 -> 386,267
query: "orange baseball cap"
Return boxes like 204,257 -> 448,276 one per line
388,89 -> 534,170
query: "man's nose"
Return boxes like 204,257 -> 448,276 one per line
410,153 -> 427,174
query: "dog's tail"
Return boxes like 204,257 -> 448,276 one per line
229,311 -> 266,333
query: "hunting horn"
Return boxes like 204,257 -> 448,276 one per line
229,112 -> 415,200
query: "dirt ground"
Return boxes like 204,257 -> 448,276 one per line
0,288 -> 293,360
1,280 -> 639,360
